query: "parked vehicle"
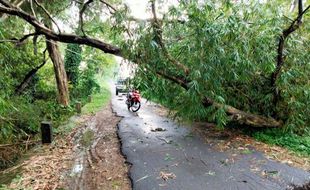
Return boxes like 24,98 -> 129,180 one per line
115,78 -> 128,95
126,89 -> 141,112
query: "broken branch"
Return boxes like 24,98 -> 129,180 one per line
0,32 -> 39,46
98,0 -> 116,13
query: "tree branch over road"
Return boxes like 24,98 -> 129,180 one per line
0,0 -> 283,127
0,0 -> 122,56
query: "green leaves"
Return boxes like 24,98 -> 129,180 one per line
127,0 -> 310,134
64,44 -> 82,86
253,129 -> 310,156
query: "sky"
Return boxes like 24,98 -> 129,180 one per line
124,0 -> 179,19
124,0 -> 150,18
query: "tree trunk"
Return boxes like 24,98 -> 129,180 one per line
202,98 -> 282,128
46,39 -> 69,106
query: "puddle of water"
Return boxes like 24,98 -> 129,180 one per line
72,164 -> 83,174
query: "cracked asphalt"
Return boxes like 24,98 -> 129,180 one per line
111,92 -> 310,190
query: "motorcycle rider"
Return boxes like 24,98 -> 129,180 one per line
126,88 -> 141,112
126,88 -> 138,101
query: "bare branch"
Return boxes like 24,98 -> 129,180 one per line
29,0 -> 36,18
0,32 -> 38,46
33,33 -> 38,54
99,0 -> 116,14
298,0 -> 303,22
33,0 -> 61,33
155,70 -> 189,89
97,1 -> 185,24
0,0 -> 12,7
79,0 -> 94,36
270,1 -> 310,106
15,49 -> 48,94
290,0 -> 298,12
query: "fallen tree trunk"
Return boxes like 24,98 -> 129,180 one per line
202,98 -> 282,128
157,70 -> 282,128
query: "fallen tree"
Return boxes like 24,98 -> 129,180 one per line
1,0 -> 309,128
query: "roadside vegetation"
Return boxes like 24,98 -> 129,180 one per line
0,31 -> 116,169
249,129 -> 310,156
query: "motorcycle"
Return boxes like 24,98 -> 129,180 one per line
126,89 -> 141,112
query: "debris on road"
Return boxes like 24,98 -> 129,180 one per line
151,127 -> 167,132
159,171 -> 176,181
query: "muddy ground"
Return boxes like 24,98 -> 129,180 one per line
2,103 -> 131,190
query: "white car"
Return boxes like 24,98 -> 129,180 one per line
115,79 -> 128,95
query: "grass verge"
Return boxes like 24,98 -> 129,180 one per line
249,129 -> 310,157
82,82 -> 111,115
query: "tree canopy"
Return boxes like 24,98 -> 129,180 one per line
0,0 -> 309,134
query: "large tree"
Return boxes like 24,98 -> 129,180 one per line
0,0 -> 309,129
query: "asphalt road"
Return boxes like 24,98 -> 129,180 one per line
111,93 -> 310,190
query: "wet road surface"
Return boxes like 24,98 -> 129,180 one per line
112,93 -> 310,190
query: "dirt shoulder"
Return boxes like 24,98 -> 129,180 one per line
63,103 -> 131,190
4,103 -> 131,190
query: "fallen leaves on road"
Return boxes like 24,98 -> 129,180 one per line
191,122 -> 310,171
159,171 -> 176,181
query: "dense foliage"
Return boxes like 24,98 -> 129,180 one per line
65,43 -> 82,85
127,1 -> 309,135
0,24 -> 116,146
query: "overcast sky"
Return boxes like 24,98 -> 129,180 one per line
124,0 -> 179,19
124,0 -> 150,18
